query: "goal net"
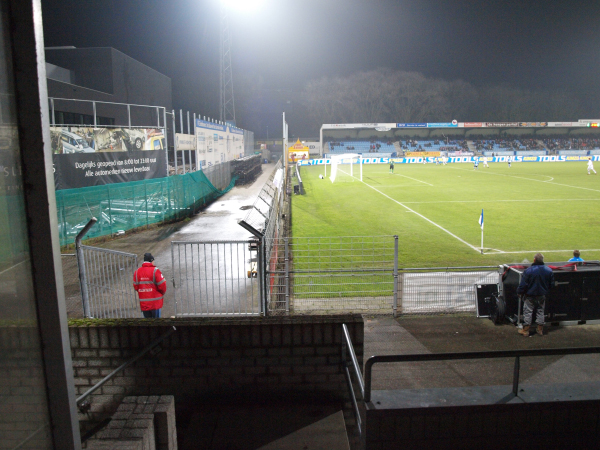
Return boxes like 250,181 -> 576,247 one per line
328,153 -> 362,183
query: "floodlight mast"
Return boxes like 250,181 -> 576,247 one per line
220,2 -> 235,125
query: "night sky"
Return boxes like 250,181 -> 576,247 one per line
41,0 -> 600,135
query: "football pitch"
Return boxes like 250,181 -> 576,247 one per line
292,161 -> 600,267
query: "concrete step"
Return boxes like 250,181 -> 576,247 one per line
258,411 -> 349,450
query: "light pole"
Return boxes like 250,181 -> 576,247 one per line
266,125 -> 269,140
219,0 -> 265,125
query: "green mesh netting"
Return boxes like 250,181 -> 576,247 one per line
56,170 -> 237,247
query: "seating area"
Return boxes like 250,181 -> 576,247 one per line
474,138 -> 543,152
328,140 -> 395,154
399,139 -> 467,152
543,138 -> 600,151
324,137 -> 600,158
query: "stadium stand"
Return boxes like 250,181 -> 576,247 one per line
516,150 -> 547,156
558,150 -> 588,156
325,138 -> 599,157
327,140 -> 396,154
543,138 -> 600,151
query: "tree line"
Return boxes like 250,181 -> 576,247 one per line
300,68 -> 585,129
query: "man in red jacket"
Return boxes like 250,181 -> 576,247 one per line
133,253 -> 167,318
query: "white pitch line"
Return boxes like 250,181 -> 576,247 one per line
401,198 -> 600,204
364,185 -> 429,188
486,249 -> 600,255
449,166 -> 600,194
392,173 -> 433,186
354,177 -> 481,253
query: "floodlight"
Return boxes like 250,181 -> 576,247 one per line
221,0 -> 265,11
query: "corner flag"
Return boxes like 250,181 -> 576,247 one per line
478,209 -> 484,230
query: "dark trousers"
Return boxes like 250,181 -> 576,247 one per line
142,309 -> 161,318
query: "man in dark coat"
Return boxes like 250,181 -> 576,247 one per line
517,253 -> 554,336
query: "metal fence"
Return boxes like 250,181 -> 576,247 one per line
238,160 -> 287,314
266,236 -> 398,314
171,240 -> 262,316
78,245 -> 139,318
203,160 -> 232,191
399,267 -> 499,314
262,236 -> 500,316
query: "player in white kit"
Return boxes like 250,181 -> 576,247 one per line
588,158 -> 597,175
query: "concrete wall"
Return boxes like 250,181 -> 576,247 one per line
69,316 -> 364,426
366,397 -> 600,449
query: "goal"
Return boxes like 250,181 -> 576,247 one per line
327,153 -> 362,183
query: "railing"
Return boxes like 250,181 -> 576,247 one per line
171,240 -> 262,316
342,324 -> 364,437
362,346 -> 600,403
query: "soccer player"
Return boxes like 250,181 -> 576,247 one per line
508,156 -> 512,168
587,158 -> 597,175
473,158 -> 479,170
483,156 -> 489,168
389,160 -> 394,173
442,156 -> 447,165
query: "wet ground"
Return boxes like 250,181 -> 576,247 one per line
365,314 -> 600,391
63,164 -> 275,318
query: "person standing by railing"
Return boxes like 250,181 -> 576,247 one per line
133,253 -> 167,318
517,253 -> 554,337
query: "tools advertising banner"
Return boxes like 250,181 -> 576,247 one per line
51,127 -> 167,189
297,155 -> 600,166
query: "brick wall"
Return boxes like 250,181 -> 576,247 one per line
0,326 -> 54,449
87,395 -> 177,450
69,315 -> 364,426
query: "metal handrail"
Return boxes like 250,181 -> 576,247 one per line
76,326 -> 176,408
363,346 -> 600,402
343,324 -> 365,396
342,324 -> 364,435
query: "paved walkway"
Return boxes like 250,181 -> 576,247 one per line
63,164 -> 276,318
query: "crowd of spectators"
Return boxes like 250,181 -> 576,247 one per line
543,138 -> 600,151
473,139 -> 541,151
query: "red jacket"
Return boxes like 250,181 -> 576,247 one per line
133,262 -> 167,311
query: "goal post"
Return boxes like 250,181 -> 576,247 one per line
329,153 -> 362,183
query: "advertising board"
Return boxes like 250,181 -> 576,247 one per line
175,133 -> 195,151
50,127 -> 167,189
195,119 -> 245,168
297,155 -> 600,166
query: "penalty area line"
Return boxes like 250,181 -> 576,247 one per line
449,166 -> 600,194
392,173 -> 433,186
355,177 -> 481,253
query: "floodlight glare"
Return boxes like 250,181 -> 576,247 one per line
221,0 -> 265,11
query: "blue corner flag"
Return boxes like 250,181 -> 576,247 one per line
478,209 -> 484,230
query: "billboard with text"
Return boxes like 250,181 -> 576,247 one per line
51,127 -> 167,189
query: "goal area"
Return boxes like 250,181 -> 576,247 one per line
327,153 -> 362,183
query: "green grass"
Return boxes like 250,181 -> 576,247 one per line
292,161 -> 600,268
